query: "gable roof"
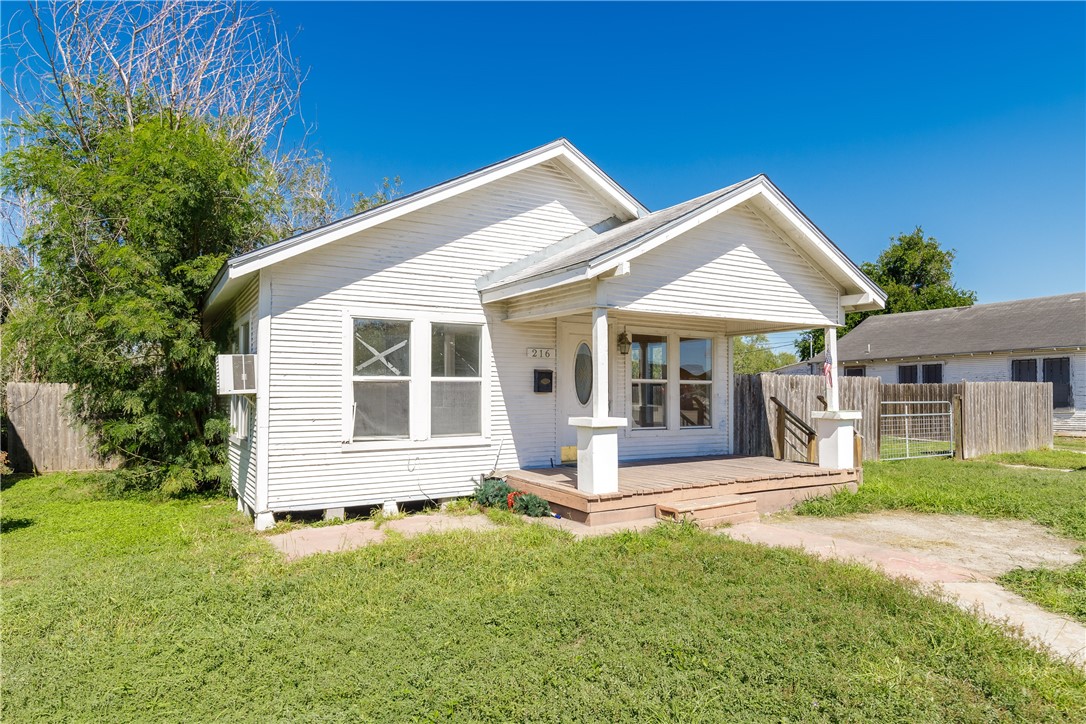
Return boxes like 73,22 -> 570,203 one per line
477,174 -> 886,312
204,138 -> 648,317
784,292 -> 1086,368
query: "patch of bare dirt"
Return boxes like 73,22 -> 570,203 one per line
767,511 -> 1082,578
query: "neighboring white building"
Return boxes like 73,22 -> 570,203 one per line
779,293 -> 1086,432
204,139 -> 885,528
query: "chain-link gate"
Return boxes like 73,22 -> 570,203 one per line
879,400 -> 954,460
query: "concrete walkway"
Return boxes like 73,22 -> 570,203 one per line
722,521 -> 1086,669
266,512 -> 663,560
266,514 -> 500,560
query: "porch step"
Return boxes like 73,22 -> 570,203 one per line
655,495 -> 759,529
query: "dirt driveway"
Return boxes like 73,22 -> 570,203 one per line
724,511 -> 1086,668
762,511 -> 1082,578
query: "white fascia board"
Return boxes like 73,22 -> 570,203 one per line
480,266 -> 592,304
205,140 -> 643,311
585,178 -> 885,305
754,184 -> 886,307
556,146 -> 648,219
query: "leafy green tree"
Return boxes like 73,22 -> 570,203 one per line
0,1 -> 359,493
795,227 -> 976,359
734,335 -> 798,374
3,115 -> 270,492
351,176 -> 404,214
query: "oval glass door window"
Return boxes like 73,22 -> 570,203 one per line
574,342 -> 593,405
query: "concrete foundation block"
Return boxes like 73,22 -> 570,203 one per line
254,511 -> 275,531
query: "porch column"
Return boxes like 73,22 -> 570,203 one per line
824,326 -> 840,411
811,325 -> 859,469
592,307 -> 609,419
569,307 -> 626,495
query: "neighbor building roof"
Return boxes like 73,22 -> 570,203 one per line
784,292 -> 1086,369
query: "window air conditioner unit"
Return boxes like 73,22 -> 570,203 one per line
217,354 -> 257,395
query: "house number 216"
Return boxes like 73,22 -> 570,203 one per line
526,348 -> 554,359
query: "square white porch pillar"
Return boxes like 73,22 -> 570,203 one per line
569,307 -> 626,494
810,411 -> 861,469
813,327 -> 858,469
569,416 -> 627,494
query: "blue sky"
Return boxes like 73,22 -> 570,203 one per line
272,0 -> 1084,339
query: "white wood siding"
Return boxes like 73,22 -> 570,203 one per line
225,279 -> 259,511
605,204 -> 841,327
263,162 -> 614,511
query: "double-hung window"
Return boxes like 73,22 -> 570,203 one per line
631,334 -> 668,428
352,318 -> 411,438
431,323 -> 482,436
348,315 -> 486,444
630,332 -> 713,431
230,318 -> 252,440
679,338 -> 712,428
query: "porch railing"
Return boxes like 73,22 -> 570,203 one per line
769,396 -> 817,463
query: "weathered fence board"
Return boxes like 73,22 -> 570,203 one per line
962,381 -> 1052,458
4,383 -> 116,472
735,374 -> 1054,462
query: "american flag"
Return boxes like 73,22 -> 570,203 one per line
823,347 -> 833,387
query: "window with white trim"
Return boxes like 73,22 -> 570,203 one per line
630,332 -> 714,431
431,323 -> 482,436
347,315 -> 487,444
679,338 -> 712,428
352,318 -> 411,439
230,318 -> 252,440
631,333 -> 667,428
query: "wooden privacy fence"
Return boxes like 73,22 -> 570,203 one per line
959,381 -> 1052,459
734,373 -> 881,461
734,374 -> 1053,462
4,383 -> 116,473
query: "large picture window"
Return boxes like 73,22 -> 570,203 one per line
431,323 -> 482,436
352,318 -> 411,439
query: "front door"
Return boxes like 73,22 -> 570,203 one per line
557,323 -> 594,459
1044,357 -> 1071,408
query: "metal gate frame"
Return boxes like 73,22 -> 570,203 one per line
879,400 -> 955,460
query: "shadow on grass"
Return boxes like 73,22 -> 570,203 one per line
1,473 -> 38,492
1,516 -> 34,533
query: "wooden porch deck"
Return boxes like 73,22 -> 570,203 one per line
501,456 -> 858,526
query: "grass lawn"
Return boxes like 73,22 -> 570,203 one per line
797,458 -> 1086,540
3,473 -> 1085,722
984,449 -> 1086,471
797,458 -> 1086,625
1054,436 -> 1086,452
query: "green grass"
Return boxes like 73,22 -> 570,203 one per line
984,449 -> 1086,471
3,473 -> 1086,721
797,458 -> 1086,540
1054,436 -> 1086,452
879,435 -> 953,458
1000,556 -> 1086,624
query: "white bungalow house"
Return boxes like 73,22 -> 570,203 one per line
778,293 -> 1086,432
204,140 -> 885,529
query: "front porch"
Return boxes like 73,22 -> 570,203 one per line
502,455 -> 858,526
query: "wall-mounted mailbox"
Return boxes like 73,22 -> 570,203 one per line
534,369 -> 553,393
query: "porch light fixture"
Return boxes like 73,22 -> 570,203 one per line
617,331 -> 631,356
